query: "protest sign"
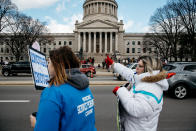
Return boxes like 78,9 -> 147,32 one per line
29,47 -> 50,90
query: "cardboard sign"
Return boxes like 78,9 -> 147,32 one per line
29,47 -> 50,90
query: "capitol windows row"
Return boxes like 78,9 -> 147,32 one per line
126,48 -> 153,54
126,41 -> 141,46
0,56 -> 24,61
41,41 -> 72,46
1,48 -> 10,53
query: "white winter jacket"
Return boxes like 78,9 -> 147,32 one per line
114,63 -> 169,131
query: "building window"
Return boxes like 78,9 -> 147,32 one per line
20,57 -> 23,60
138,41 -> 141,45
44,48 -> 46,53
6,48 -> 9,53
127,42 -> 130,45
6,57 -> 9,60
54,42 -> 56,45
11,57 -> 13,60
149,48 -> 152,53
126,48 -> 130,53
138,48 -> 141,53
69,41 -> 72,45
1,48 -> 3,53
132,41 -> 135,45
132,48 -> 135,53
64,41 -> 66,45
59,41 -> 61,45
143,48 -> 146,53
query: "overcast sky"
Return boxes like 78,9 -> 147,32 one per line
11,0 -> 168,33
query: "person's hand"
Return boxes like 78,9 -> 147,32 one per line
113,86 -> 120,95
29,114 -> 36,128
106,56 -> 114,65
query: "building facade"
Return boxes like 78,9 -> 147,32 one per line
2,0 -> 186,63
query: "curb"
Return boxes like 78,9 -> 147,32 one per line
0,72 -> 113,77
0,81 -> 127,86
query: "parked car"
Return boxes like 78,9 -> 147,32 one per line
114,63 -> 138,81
1,61 -> 31,76
163,62 -> 196,99
80,64 -> 96,77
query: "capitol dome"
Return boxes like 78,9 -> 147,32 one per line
83,0 -> 118,23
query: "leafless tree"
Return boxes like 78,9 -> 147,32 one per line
1,12 -> 50,61
0,0 -> 17,32
144,3 -> 183,61
143,33 -> 172,61
170,0 -> 196,61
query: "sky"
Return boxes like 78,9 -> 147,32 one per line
11,0 -> 169,33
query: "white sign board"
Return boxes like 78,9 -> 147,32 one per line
29,47 -> 50,90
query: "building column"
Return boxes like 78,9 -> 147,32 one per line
103,3 -> 104,13
97,2 -> 98,13
107,4 -> 109,14
110,32 -> 113,53
78,32 -> 81,51
88,5 -> 90,14
105,32 -> 107,53
84,6 -> 85,16
115,32 -> 118,51
94,32 -> 96,53
99,32 -> 102,53
88,32 -> 91,53
112,5 -> 114,15
90,4 -> 92,14
83,32 -> 86,52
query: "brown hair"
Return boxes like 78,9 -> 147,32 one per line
48,46 -> 80,86
138,56 -> 163,73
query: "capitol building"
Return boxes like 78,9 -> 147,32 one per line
0,0 -> 155,63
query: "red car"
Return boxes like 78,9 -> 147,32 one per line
80,64 -> 96,77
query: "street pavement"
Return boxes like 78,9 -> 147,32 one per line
0,68 -> 128,86
0,85 -> 196,131
0,68 -> 196,131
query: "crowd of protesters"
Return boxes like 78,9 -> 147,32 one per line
102,55 -> 138,72
80,57 -> 95,65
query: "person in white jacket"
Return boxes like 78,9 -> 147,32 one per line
110,55 -> 169,131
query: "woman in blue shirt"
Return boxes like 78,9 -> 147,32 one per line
30,46 -> 96,131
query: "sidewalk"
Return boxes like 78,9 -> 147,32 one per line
0,71 -> 113,77
0,66 -> 2,76
96,71 -> 113,76
0,69 -> 126,86
0,68 -> 112,76
0,80 -> 126,86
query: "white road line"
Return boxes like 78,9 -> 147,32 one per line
0,100 -> 30,103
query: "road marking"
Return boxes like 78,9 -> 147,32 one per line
0,100 -> 30,103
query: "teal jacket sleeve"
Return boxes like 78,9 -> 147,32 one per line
34,99 -> 61,131
34,87 -> 62,131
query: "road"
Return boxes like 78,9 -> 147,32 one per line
0,85 -> 196,131
0,75 -> 196,131
0,75 -> 118,81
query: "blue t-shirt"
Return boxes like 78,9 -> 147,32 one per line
34,83 -> 96,131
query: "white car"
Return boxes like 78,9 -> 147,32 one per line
114,63 -> 138,81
